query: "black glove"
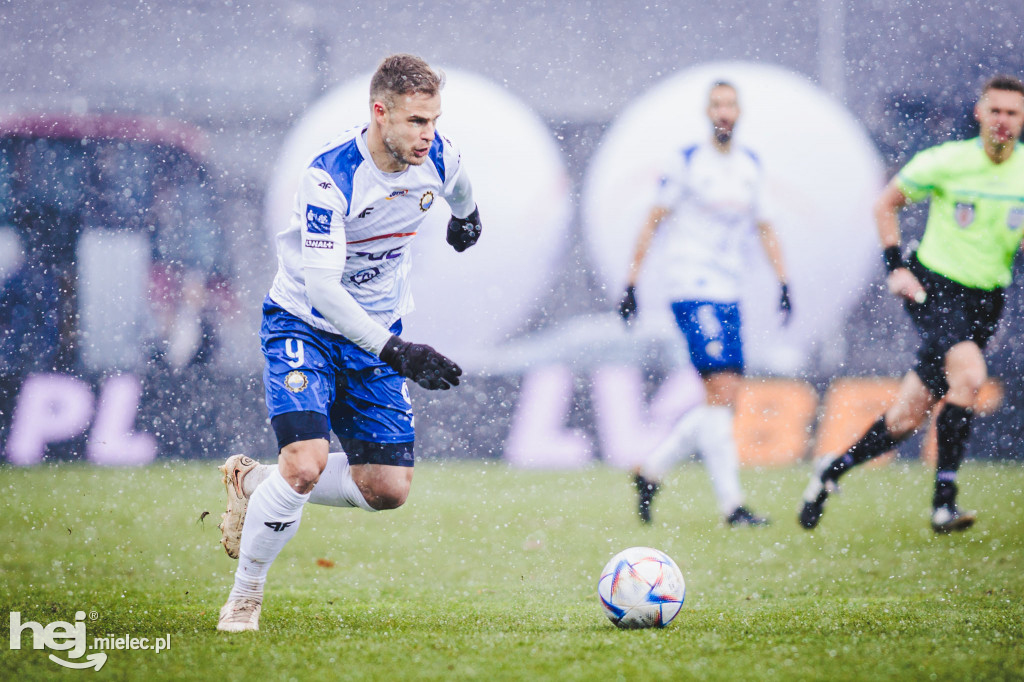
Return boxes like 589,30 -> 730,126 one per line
618,285 -> 638,324
779,283 -> 792,326
379,335 -> 462,390
446,206 -> 482,252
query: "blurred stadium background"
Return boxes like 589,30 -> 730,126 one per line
1,0 -> 1023,465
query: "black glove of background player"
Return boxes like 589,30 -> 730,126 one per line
618,285 -> 638,324
379,335 -> 462,390
446,206 -> 482,252
779,283 -> 793,326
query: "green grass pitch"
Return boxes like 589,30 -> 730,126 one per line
1,459 -> 1022,680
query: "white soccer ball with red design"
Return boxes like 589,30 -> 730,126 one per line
598,546 -> 686,628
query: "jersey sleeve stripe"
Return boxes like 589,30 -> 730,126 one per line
347,231 -> 418,245
311,137 -> 362,211
428,133 -> 446,183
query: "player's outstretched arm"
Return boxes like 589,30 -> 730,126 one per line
618,285 -> 638,322
874,180 -> 926,303
620,206 -> 670,324
778,283 -> 793,326
447,206 -> 482,252
755,220 -> 792,325
379,336 -> 462,390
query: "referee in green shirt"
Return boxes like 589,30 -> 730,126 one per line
800,74 -> 1024,533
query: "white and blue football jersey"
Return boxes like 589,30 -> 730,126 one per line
268,125 -> 473,338
653,141 -> 768,302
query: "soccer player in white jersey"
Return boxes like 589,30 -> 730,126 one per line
215,54 -> 483,632
619,80 -> 791,527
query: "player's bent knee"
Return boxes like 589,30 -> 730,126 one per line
356,472 -> 412,510
885,407 -> 926,438
948,368 -> 986,396
367,486 -> 410,511
289,461 -> 325,490
278,439 -> 330,493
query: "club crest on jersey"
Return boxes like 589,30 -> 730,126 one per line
419,191 -> 434,212
954,202 -> 975,228
306,205 -> 332,234
284,370 -> 308,393
386,189 -> 409,200
1007,206 -> 1024,230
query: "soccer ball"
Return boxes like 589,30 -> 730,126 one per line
598,546 -> 686,629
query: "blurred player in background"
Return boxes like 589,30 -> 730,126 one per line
619,80 -> 791,527
215,53 -> 483,632
800,74 -> 1024,533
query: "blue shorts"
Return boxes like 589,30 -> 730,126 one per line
671,301 -> 744,376
261,298 -> 414,450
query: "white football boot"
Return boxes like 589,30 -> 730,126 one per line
217,597 -> 262,632
931,505 -> 976,533
218,455 -> 259,559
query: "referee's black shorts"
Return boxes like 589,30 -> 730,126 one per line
904,253 -> 1004,398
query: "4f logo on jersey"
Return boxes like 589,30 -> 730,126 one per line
318,181 -> 332,190
357,206 -> 375,219
264,521 -> 295,532
306,204 -> 332,234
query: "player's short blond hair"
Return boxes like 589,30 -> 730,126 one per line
370,54 -> 445,110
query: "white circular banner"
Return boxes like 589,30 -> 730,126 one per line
265,69 -> 572,367
582,61 -> 885,374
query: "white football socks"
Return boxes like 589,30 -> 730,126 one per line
244,453 -> 374,511
229,469 -> 308,600
307,452 -> 376,511
696,405 -> 744,515
640,405 -> 704,480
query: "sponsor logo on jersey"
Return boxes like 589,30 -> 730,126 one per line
318,181 -> 332,190
353,247 -> 403,261
357,206 -> 375,219
306,204 -> 332,234
954,202 -> 975,228
350,267 -> 380,285
386,189 -> 409,200
304,238 -> 333,249
1008,206 -> 1024,230
419,190 -> 434,212
284,370 -> 308,393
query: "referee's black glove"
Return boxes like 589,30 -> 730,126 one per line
446,206 -> 482,253
618,285 -> 638,324
379,335 -> 462,390
779,283 -> 792,326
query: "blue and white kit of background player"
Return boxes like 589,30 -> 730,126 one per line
656,139 -> 767,367
219,125 -> 475,609
639,139 -> 768,514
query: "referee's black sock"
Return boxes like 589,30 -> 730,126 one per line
824,417 -> 902,482
934,403 -> 973,509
